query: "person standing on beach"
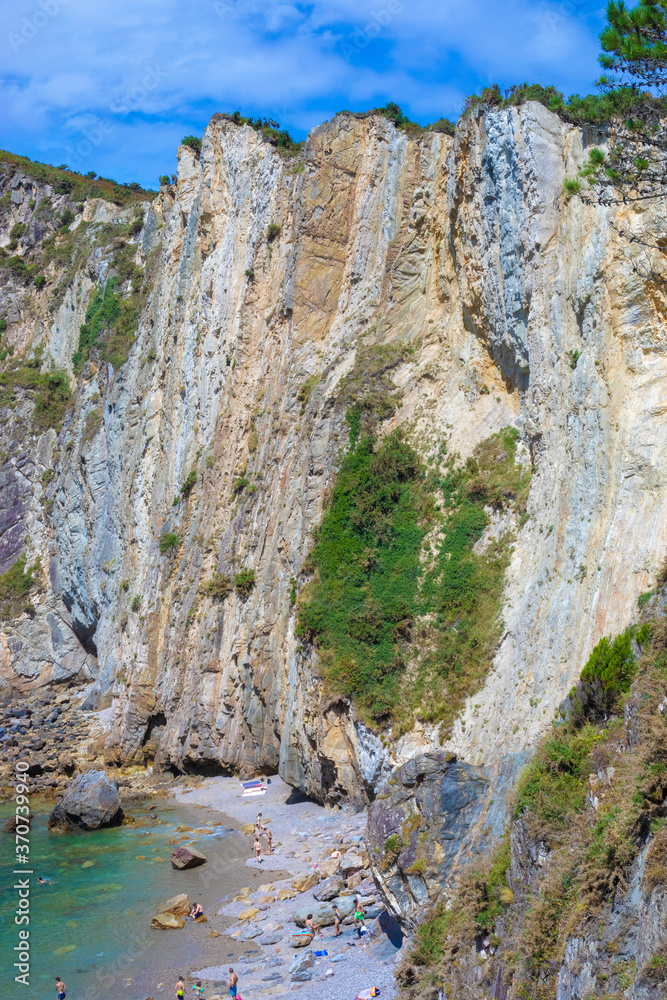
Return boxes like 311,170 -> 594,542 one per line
255,811 -> 262,835
228,968 -> 238,998
254,836 -> 263,862
55,976 -> 66,1000
333,904 -> 341,937
175,975 -> 185,1000
265,827 -> 273,854
353,899 -> 366,938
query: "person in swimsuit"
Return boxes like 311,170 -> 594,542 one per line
176,976 -> 185,1000
192,982 -> 204,996
333,904 -> 341,937
265,827 -> 273,854
353,899 -> 366,938
190,901 -> 204,919
254,837 -> 262,862
55,977 -> 66,1000
228,968 -> 238,998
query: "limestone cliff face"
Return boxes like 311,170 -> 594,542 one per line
1,103 -> 667,807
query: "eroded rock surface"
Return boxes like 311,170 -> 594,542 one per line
1,103 -> 667,816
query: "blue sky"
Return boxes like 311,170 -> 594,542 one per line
2,0 -> 607,189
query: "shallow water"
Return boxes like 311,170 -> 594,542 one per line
0,798 -> 247,1000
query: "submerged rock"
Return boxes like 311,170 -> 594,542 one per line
47,771 -> 124,832
151,911 -> 185,930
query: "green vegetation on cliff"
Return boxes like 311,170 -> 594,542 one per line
0,554 -> 41,617
0,360 -> 71,431
73,272 -> 147,371
0,149 -> 155,204
297,422 -> 530,729
399,612 -> 667,1000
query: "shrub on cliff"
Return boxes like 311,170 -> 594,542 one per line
159,532 -> 180,555
234,568 -> 255,597
400,611 -> 667,999
297,421 -> 530,728
180,468 -> 197,498
0,554 -> 40,618
0,361 -> 71,432
201,573 -> 232,600
181,135 -> 202,154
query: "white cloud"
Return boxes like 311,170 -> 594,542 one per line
0,0 -> 605,184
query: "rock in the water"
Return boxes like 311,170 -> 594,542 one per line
48,771 -> 123,832
170,846 -> 207,870
292,872 -> 319,893
151,911 -> 185,930
3,813 -> 33,833
313,875 -> 343,901
293,896 -> 356,928
162,893 -> 191,916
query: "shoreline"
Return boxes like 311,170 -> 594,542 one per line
166,775 -> 403,1000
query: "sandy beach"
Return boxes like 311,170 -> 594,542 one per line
165,775 -> 403,1000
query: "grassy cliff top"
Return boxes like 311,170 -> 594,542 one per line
0,149 -> 156,205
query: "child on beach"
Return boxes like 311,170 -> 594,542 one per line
306,913 -> 323,939
175,976 -> 185,1000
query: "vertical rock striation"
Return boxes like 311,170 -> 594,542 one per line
0,102 -> 666,814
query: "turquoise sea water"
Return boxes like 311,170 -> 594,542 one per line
0,799 -> 247,1000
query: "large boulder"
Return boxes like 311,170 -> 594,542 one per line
170,846 -> 207,870
340,851 -> 368,877
162,893 -> 191,916
292,895 -> 356,928
48,771 -> 123,832
313,875 -> 344,902
318,858 -> 340,879
292,872 -> 319,893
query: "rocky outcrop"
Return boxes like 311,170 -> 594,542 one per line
366,752 -> 509,922
2,102 -> 667,817
47,769 -> 123,831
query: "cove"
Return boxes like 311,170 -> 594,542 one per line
0,798 -> 247,1000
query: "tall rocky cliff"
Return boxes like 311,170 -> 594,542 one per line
1,102 -> 666,823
